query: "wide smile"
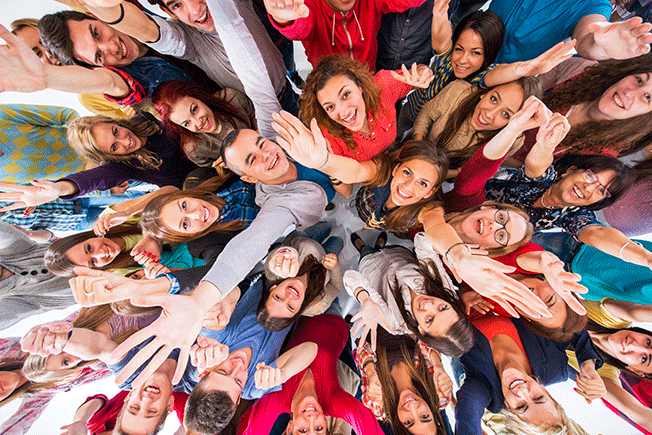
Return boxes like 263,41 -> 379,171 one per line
474,218 -> 484,235
202,205 -> 210,223
571,185 -> 585,200
143,384 -> 161,397
395,185 -> 412,201
476,112 -> 490,127
340,109 -> 358,127
195,9 -> 211,25
302,404 -> 318,414
508,378 -> 526,391
453,63 -> 471,75
119,38 -> 129,60
268,153 -> 279,171
613,93 -> 625,109
288,285 -> 300,298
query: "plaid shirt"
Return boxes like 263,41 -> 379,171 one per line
354,340 -> 438,420
216,180 -> 260,225
0,199 -> 87,231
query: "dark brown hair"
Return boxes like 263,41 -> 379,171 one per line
544,53 -> 652,155
299,55 -> 381,152
38,10 -> 97,68
586,322 -> 652,380
452,11 -> 505,73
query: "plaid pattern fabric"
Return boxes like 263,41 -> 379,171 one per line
0,105 -> 85,184
103,68 -> 146,105
216,180 -> 260,225
404,46 -> 495,120
0,199 -> 87,231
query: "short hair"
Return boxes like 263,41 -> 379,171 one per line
452,11 -> 505,72
185,377 -> 237,435
220,129 -> 245,175
39,10 -> 97,68
553,154 -> 634,210
113,398 -> 169,435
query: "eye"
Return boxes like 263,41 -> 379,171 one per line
472,50 -> 482,56
182,219 -> 189,230
490,95 -> 498,103
343,91 -> 351,99
403,169 -> 411,176
426,316 -> 433,324
299,430 -> 307,434
404,419 -> 413,426
453,46 -> 462,52
439,304 -> 449,311
63,358 -> 70,366
218,369 -> 227,375
515,403 -> 526,411
181,201 -> 187,210
324,104 -> 334,112
273,295 -> 281,301
502,111 -> 510,120
316,427 -> 324,432
496,211 -> 508,224
110,144 -> 117,153
637,76 -> 644,85
181,120 -> 190,128
642,354 -> 648,364
287,304 -> 295,313
646,338 -> 651,347
419,180 -> 428,187
236,378 -> 243,387
191,104 -> 197,114
90,258 -> 97,267
534,395 -> 544,401
421,414 -> 430,419
171,2 -> 181,10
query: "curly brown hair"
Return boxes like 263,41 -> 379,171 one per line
299,55 -> 381,152
544,53 -> 652,155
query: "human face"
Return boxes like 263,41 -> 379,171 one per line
553,168 -> 617,207
67,237 -> 122,268
14,26 -> 57,65
451,29 -> 485,79
412,295 -> 459,338
317,75 -> 368,132
388,160 -> 440,207
470,82 -> 525,131
607,331 -> 652,375
517,277 -> 566,329
163,0 -> 215,32
455,207 -> 528,249
396,390 -> 438,435
45,352 -> 82,372
91,122 -> 144,156
323,0 -> 357,13
202,349 -> 250,404
121,371 -> 174,435
501,368 -> 560,426
0,370 -> 23,402
265,275 -> 308,319
596,73 -> 652,120
66,19 -> 142,67
159,197 -> 220,235
223,129 -> 292,184
168,96 -> 217,133
289,395 -> 327,435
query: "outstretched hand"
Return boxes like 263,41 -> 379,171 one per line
0,180 -> 64,212
93,211 -> 130,237
190,336 -> 229,373
586,17 -> 652,59
351,296 -> 394,351
513,40 -> 577,77
505,96 -> 552,135
69,267 -> 140,306
537,252 -> 588,315
0,24 -> 47,93
272,111 -> 329,169
391,63 -> 435,89
263,0 -> 310,23
575,359 -> 606,404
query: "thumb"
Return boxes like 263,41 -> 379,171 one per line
49,322 -> 73,333
297,3 -> 310,17
256,361 -> 265,370
310,118 -> 323,142
73,266 -> 108,277
129,294 -> 168,309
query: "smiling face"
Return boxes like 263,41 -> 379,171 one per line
317,74 -> 369,132
120,371 -> 174,435
223,129 -> 292,184
66,237 -> 122,268
45,352 -> 82,372
517,277 -> 566,329
397,390 -> 438,435
552,168 -> 617,207
501,368 -> 560,426
91,122 -> 143,156
66,18 -> 142,67
388,159 -> 441,208
14,26 -> 58,65
453,207 -> 528,249
596,73 -> 652,120
470,82 -> 525,131
607,331 -> 652,375
411,294 -> 460,338
451,29 -> 485,79
202,348 -> 251,404
265,274 -> 308,319
289,395 -> 328,435
159,197 -> 220,235
163,0 -> 215,32
168,96 -> 217,133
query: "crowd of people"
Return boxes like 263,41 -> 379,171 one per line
1,0 -> 652,434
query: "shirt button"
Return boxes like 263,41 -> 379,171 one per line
31,270 -> 38,275
21,271 -> 28,276
42,269 -> 49,274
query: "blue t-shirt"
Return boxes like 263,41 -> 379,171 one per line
180,281 -> 292,399
295,163 -> 335,202
490,0 -> 611,63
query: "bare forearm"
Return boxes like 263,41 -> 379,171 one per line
514,251 -> 545,272
578,226 -> 652,268
320,153 -> 377,184
44,64 -> 129,97
84,1 -> 160,43
111,186 -> 179,215
483,63 -> 521,88
604,377 -> 652,432
483,125 -> 523,161
276,342 -> 318,381
73,398 -> 104,425
431,21 -> 452,54
65,328 -> 117,363
56,181 -> 80,197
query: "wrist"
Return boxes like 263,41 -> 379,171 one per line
355,288 -> 370,303
445,242 -> 471,265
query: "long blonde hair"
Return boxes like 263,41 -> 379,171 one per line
67,115 -> 162,168
499,401 -> 588,435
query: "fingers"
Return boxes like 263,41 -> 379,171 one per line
172,346 -> 190,385
492,295 -> 520,318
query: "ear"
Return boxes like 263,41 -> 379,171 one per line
392,163 -> 399,178
417,325 -> 426,335
167,394 -> 175,413
240,175 -> 257,184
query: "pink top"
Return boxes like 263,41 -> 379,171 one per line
322,70 -> 412,162
242,315 -> 383,435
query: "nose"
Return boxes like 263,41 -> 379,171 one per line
459,52 -> 469,64
188,1 -> 202,16
98,39 -> 119,57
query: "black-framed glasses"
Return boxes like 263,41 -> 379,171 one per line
494,209 -> 510,247
582,169 -> 612,198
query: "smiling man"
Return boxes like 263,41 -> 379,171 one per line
73,0 -> 297,139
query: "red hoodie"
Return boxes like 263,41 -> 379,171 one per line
270,0 -> 425,68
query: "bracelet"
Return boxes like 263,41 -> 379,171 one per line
444,242 -> 470,264
619,240 -> 642,261
103,4 -> 125,25
356,288 -> 370,303
317,152 -> 330,169
67,329 -> 73,340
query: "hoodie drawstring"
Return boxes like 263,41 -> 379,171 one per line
331,13 -> 337,46
331,10 -> 365,46
352,10 -> 364,42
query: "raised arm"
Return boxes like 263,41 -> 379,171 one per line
255,342 -> 318,390
59,397 -> 105,435
523,112 -> 571,179
573,15 -> 652,60
602,376 -> 652,433
0,180 -> 78,212
483,40 -> 576,87
76,0 -> 160,43
430,0 -> 452,54
272,111 -> 379,184
602,298 -> 652,323
263,0 -> 310,26
578,226 -> 652,271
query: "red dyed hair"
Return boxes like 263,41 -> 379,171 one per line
151,80 -> 252,156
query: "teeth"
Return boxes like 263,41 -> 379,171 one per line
269,154 -> 278,170
573,185 -> 584,199
509,379 -> 526,390
613,93 -> 625,109
144,386 -> 160,393
342,111 -> 356,123
121,40 -> 127,58
479,219 -> 483,234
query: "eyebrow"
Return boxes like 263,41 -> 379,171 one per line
88,24 -> 102,65
176,201 -> 185,230
164,0 -> 178,7
245,136 -> 265,167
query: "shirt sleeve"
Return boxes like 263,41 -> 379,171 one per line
455,377 -> 492,435
556,209 -> 603,240
59,163 -> 133,198
329,389 -> 385,435
0,104 -> 78,127
354,342 -> 385,419
146,16 -> 190,58
201,181 -> 327,299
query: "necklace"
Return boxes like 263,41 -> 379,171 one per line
539,189 -> 556,209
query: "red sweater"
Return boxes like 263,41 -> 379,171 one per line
241,315 -> 383,435
270,0 -> 425,68
322,70 -> 412,162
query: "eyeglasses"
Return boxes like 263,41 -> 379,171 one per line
494,209 -> 510,247
582,169 -> 612,198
